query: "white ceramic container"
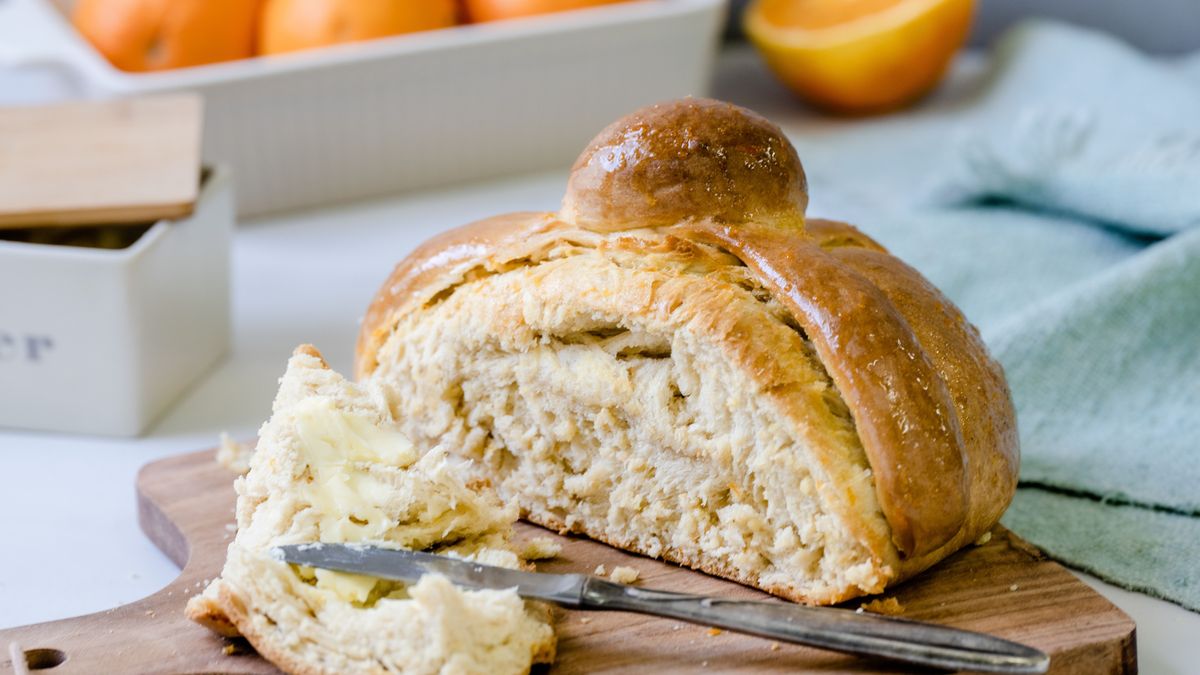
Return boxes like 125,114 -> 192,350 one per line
0,0 -> 727,217
0,167 -> 233,436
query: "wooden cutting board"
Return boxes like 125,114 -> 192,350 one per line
0,95 -> 202,229
1,449 -> 1136,674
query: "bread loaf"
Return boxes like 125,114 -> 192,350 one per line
188,346 -> 556,674
357,99 -> 1019,605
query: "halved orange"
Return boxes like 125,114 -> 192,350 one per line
744,0 -> 975,114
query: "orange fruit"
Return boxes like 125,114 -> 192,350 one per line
464,0 -> 632,23
744,0 -> 975,114
259,0 -> 458,55
72,0 -> 259,72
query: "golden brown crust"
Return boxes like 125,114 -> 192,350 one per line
209,581 -> 331,675
356,99 -> 1017,584
805,217 -> 887,251
561,98 -> 807,232
816,230 -> 1018,579
183,591 -> 241,638
356,212 -> 568,378
801,218 -> 1017,575
293,343 -> 329,367
673,219 -> 970,558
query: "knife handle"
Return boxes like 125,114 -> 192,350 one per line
579,579 -> 1049,674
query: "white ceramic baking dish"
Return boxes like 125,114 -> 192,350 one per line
0,167 -> 232,436
0,0 -> 727,217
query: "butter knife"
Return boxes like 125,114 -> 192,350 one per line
272,543 -> 1049,674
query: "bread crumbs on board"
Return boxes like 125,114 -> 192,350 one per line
609,566 -> 639,584
216,433 -> 254,474
521,537 -> 562,561
860,597 -> 905,615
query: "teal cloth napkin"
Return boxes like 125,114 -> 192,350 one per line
789,20 -> 1200,610
932,23 -> 1200,236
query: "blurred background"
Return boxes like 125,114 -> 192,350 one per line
728,0 -> 1200,52
968,0 -> 1200,52
2,1 -> 1200,672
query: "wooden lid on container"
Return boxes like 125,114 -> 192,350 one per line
0,94 -> 202,229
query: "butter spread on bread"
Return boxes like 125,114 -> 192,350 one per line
356,98 -> 1019,605
188,346 -> 555,674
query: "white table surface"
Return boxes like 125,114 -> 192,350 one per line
1,45 -> 1197,674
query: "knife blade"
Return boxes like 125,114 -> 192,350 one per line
272,543 -> 1049,674
273,542 -> 588,605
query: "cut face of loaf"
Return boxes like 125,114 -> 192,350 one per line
358,216 -> 1017,604
357,99 -> 1019,605
188,346 -> 555,675
363,224 -> 890,602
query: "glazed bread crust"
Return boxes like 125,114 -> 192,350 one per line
356,99 -> 1018,602
562,98 -> 808,231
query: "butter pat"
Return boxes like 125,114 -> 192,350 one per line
313,568 -> 379,605
291,398 -> 416,543
284,396 -> 518,598
293,398 -> 417,468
